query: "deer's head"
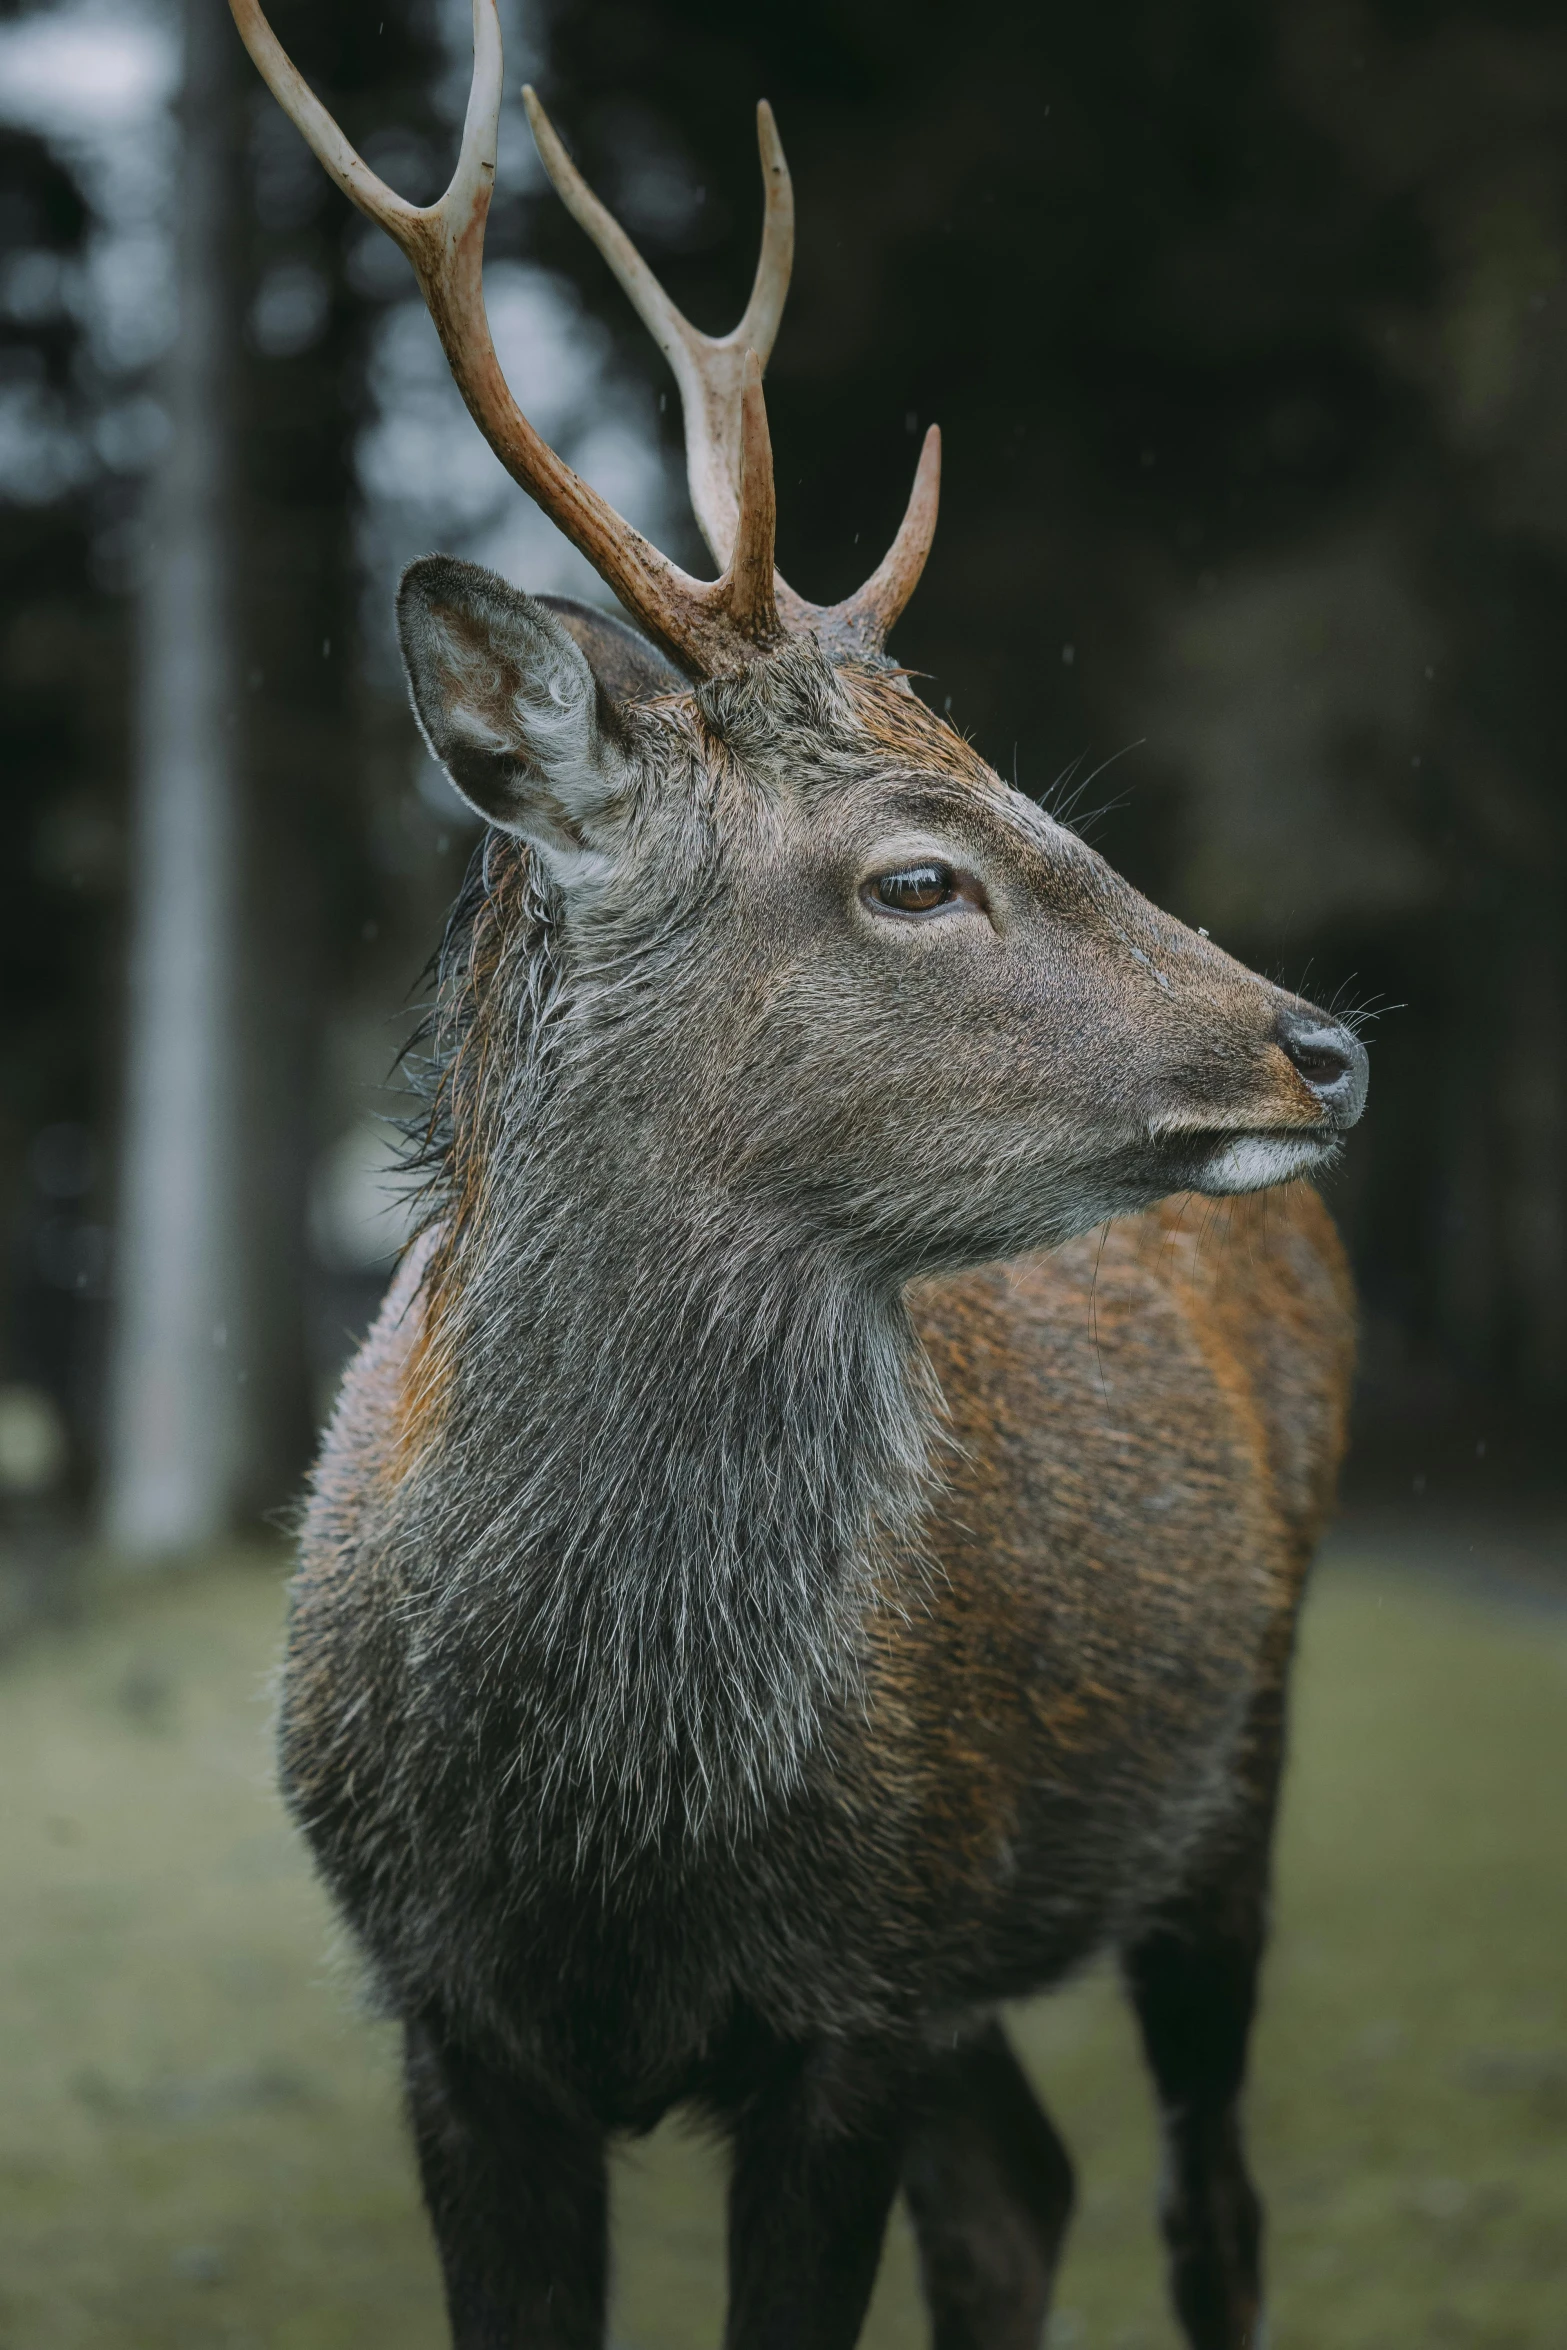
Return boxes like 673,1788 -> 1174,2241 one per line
233,0 -> 1367,1283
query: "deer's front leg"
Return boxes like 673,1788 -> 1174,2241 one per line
903,2017 -> 1075,2350
404,2016 -> 607,2350
722,2039 -> 911,2350
1121,1830 -> 1274,2350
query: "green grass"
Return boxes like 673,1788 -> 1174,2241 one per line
1,1544 -> 1564,2348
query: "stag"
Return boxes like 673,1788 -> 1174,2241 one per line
231,6 -> 1367,2345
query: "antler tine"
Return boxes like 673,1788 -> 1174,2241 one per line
521,90 -> 695,380
831,427 -> 943,655
229,0 -> 485,271
724,353 -> 782,644
732,104 -> 794,365
227,0 -> 758,677
523,87 -> 794,569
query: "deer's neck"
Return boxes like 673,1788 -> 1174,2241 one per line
405,1094 -> 935,1870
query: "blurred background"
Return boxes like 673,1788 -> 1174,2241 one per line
4,0 -> 1567,1549
1,0 -> 1564,2344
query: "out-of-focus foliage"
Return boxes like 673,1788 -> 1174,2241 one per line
0,108 -> 122,1480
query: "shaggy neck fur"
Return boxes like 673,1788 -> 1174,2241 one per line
396,836 -> 937,1878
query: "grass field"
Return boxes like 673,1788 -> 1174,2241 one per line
2,1539 -> 1564,2349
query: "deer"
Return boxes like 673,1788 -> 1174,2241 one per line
230,6 -> 1368,2346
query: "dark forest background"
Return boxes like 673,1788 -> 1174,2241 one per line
3,0 -> 1566,1560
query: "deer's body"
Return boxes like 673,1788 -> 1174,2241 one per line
293,1185 -> 1350,2116
233,7 -> 1368,2340
276,659 -> 1358,2346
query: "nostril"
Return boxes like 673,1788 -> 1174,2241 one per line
1291,1038 -> 1351,1086
1271,1006 -> 1369,1128
1275,1010 -> 1359,1096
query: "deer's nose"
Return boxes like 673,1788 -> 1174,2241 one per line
1275,1006 -> 1369,1129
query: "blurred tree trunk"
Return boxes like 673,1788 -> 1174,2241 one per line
225,0 -> 455,1511
105,0 -> 452,1553
104,0 -> 246,1555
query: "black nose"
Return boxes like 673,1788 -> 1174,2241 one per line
1274,1005 -> 1369,1129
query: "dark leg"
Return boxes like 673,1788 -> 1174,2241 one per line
903,2019 -> 1075,2350
403,2016 -> 608,2350
722,2039 -> 912,2350
1122,1826 -> 1276,2350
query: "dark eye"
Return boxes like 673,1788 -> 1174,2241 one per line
866,862 -> 957,915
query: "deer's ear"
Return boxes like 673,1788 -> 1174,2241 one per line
397,556 -> 627,881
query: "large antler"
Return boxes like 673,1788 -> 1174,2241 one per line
228,0 -> 938,675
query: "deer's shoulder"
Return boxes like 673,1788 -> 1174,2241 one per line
911,1184 -> 1352,1565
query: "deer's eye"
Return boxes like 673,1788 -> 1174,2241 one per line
866,862 -> 958,915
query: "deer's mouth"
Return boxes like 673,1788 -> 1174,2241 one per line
1182,1127 -> 1339,1197
1145,1007 -> 1367,1200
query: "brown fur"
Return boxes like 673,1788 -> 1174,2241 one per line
889,1187 -> 1350,1932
